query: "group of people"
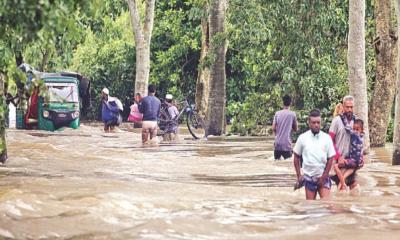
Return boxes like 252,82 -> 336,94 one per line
273,95 -> 364,200
101,84 -> 179,143
102,86 -> 364,199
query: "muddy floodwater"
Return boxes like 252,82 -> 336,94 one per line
0,124 -> 399,239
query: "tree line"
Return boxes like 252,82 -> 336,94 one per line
1,0 -> 400,165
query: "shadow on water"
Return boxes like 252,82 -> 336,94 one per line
0,169 -> 296,188
191,173 -> 296,187
27,132 -> 93,138
123,173 -> 296,188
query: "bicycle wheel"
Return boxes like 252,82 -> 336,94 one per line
186,112 -> 206,139
157,108 -> 171,136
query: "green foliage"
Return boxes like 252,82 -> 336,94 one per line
227,86 -> 281,135
0,0 -> 382,139
227,0 -> 349,107
71,12 -> 135,119
68,1 -> 202,118
293,108 -> 333,141
225,0 -> 376,135
150,1 -> 201,100
0,0 -> 97,68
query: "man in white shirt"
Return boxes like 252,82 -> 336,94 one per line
293,109 -> 336,200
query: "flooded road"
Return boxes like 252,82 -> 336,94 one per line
0,124 -> 400,239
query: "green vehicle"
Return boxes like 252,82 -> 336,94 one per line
38,74 -> 80,131
20,70 -> 91,131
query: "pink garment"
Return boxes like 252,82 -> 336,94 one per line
128,103 -> 143,122
329,131 -> 341,161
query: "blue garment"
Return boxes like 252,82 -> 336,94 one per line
139,95 -> 161,121
344,126 -> 363,168
303,175 -> 332,192
102,100 -> 120,122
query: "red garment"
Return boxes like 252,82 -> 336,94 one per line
25,87 -> 39,129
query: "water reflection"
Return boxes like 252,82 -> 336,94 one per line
0,125 -> 399,239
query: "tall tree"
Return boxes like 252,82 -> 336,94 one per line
126,0 -> 156,96
392,0 -> 400,165
205,0 -> 229,136
369,0 -> 397,147
347,0 -> 370,151
195,2 -> 210,117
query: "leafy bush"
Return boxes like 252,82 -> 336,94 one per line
70,12 -> 135,120
293,108 -> 333,141
227,87 -> 281,135
228,90 -> 334,138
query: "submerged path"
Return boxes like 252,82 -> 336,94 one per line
0,124 -> 399,239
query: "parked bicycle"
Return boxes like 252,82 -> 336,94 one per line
158,99 -> 206,139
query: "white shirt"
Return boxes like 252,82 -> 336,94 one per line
293,130 -> 336,177
108,96 -> 124,111
168,105 -> 179,119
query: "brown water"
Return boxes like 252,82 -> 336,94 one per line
0,124 -> 399,239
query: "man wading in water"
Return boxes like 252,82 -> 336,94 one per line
138,84 -> 161,144
329,95 -> 362,190
272,95 -> 298,160
293,109 -> 336,200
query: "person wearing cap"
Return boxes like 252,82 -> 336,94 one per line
165,94 -> 179,120
101,87 -> 123,132
138,84 -> 161,143
163,94 -> 179,141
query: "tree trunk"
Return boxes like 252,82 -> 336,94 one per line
15,51 -> 23,67
135,44 -> 151,96
348,0 -> 370,152
369,0 -> 397,147
195,15 -> 210,117
0,74 -> 7,163
392,0 -> 400,165
127,0 -> 155,96
205,0 -> 228,136
39,48 -> 51,72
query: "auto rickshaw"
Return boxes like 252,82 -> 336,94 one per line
17,68 -> 91,131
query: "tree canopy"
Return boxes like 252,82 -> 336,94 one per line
0,0 -> 388,138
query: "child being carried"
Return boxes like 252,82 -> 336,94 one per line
333,119 -> 364,190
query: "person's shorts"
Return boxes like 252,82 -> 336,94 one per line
142,121 -> 158,135
304,175 -> 331,192
274,150 -> 292,160
331,171 -> 357,186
